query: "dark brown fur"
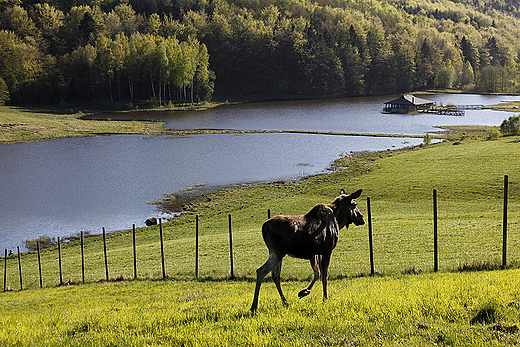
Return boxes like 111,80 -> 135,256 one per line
250,189 -> 364,312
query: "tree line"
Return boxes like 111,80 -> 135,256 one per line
2,0 -> 520,106
0,2 -> 213,106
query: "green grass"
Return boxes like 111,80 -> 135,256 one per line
0,105 -> 176,143
487,101 -> 520,112
2,270 -> 520,345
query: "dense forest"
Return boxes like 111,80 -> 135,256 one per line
2,0 -> 520,106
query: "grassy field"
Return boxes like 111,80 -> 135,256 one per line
2,270 -> 520,345
2,106 -> 520,344
0,105 -> 177,143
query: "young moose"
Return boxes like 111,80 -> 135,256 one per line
251,189 -> 365,312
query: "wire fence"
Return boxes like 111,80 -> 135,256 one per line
2,175 -> 516,291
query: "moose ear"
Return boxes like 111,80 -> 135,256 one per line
340,189 -> 345,195
348,189 -> 362,200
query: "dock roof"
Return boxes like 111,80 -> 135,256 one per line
384,94 -> 435,106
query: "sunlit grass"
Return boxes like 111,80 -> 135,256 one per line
0,106 -> 172,143
2,270 -> 520,345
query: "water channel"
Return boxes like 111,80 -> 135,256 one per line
2,94 -> 519,251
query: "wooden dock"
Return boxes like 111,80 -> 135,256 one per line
453,105 -> 484,110
420,107 -> 464,116
419,104 -> 484,116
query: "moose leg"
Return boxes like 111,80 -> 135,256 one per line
320,252 -> 332,301
251,253 -> 281,312
271,260 -> 288,306
298,255 -> 321,298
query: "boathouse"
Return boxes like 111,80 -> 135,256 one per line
383,94 -> 435,114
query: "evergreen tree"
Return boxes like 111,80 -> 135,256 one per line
500,115 -> 520,135
460,36 -> 479,71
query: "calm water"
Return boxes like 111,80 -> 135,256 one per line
99,94 -> 520,134
2,94 -> 519,251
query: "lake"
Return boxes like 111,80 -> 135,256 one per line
2,94 -> 519,251
96,94 -> 519,134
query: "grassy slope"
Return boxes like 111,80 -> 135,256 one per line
2,270 -> 520,345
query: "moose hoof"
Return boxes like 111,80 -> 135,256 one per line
298,289 -> 311,298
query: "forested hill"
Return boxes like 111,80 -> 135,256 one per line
1,0 -> 520,106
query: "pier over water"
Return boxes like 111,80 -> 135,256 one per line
421,104 -> 485,116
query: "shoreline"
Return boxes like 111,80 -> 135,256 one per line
13,124 -> 494,253
16,136 -> 435,252
0,97 -> 499,251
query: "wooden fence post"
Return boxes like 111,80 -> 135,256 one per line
3,249 -> 7,291
433,189 -> 438,272
17,246 -> 22,291
160,219 -> 166,279
37,241 -> 42,288
503,174 -> 509,269
81,231 -> 85,283
103,227 -> 109,281
228,214 -> 235,279
133,224 -> 137,279
195,215 -> 199,278
367,197 -> 374,275
58,237 -> 63,285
